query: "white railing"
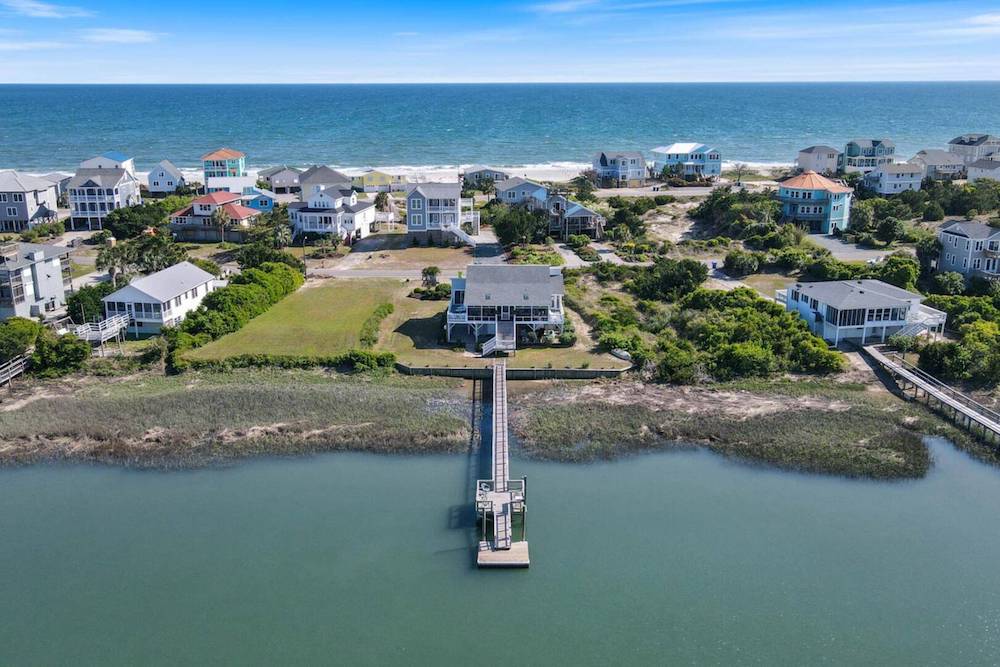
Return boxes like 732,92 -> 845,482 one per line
71,313 -> 130,343
0,354 -> 28,384
482,337 -> 498,357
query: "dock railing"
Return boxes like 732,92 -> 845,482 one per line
884,350 -> 1000,425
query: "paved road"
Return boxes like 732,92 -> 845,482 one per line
807,234 -> 907,262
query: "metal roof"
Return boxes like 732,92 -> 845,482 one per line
0,242 -> 69,270
793,279 -> 922,310
940,220 -> 1000,240
0,170 -> 58,192
103,261 -> 215,303
68,168 -> 132,188
409,182 -> 461,198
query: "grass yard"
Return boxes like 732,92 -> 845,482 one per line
339,232 -> 476,269
69,261 -> 93,279
186,278 -> 403,360
742,271 -> 796,298
381,292 -> 627,370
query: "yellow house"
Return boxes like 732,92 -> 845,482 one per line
351,169 -> 408,192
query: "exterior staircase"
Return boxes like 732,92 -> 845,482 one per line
70,314 -> 131,344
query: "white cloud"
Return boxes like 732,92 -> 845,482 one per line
0,0 -> 90,18
393,31 -> 419,37
529,0 -> 598,14
927,12 -> 1000,37
0,39 -> 65,50
80,28 -> 159,43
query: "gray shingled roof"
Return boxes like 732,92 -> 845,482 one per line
970,159 -> 1000,171
940,220 -> 1000,239
68,168 -> 130,188
849,138 -> 895,149
153,160 -> 184,181
495,176 -> 544,192
103,261 -> 215,303
878,163 -> 923,174
911,149 -> 963,166
949,134 -> 999,147
0,170 -> 58,192
799,145 -> 840,154
0,241 -> 69,270
299,165 -> 351,185
463,264 -> 563,307
793,279 -> 921,310
410,182 -> 461,198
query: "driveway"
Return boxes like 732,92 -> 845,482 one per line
808,234 -> 907,262
591,242 -> 626,265
552,244 -> 589,268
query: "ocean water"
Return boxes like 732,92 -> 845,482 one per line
1,82 -> 999,172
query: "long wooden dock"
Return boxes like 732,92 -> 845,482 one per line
476,361 -> 529,568
864,345 -> 1000,444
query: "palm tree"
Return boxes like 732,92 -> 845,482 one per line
272,224 -> 292,249
422,265 -> 440,287
210,206 -> 231,243
96,243 -> 136,287
374,191 -> 389,212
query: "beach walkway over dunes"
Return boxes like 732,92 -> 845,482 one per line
475,361 -> 529,567
864,345 -> 1000,444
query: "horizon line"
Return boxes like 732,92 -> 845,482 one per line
3,80 -> 1000,85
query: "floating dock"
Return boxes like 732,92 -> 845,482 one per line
476,361 -> 529,568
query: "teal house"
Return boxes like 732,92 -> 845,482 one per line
201,147 -> 246,182
777,170 -> 853,234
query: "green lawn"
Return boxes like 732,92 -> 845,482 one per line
742,271 -> 796,298
186,278 -> 403,360
69,261 -> 93,279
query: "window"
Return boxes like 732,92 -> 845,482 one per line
410,214 -> 423,226
410,198 -> 422,210
12,193 -> 24,202
6,207 -> 15,216
0,194 -> 6,202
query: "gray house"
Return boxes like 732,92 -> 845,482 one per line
938,220 -> 1000,281
0,171 -> 60,232
406,182 -> 478,245
842,139 -> 896,174
495,177 -> 549,209
592,151 -> 646,187
968,159 -> 1000,184
147,160 -> 186,195
948,134 -> 1000,165
68,168 -> 142,231
298,165 -> 351,199
0,241 -> 72,321
259,165 -> 302,194
463,166 -> 510,185
909,149 -> 964,180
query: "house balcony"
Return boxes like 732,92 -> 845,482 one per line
775,289 -> 788,305
983,248 -> 1000,259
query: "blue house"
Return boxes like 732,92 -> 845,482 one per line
242,187 -> 277,212
650,142 -> 721,178
777,171 -> 853,234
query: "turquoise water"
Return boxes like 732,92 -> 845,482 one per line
2,83 -> 1000,171
2,438 -> 1000,664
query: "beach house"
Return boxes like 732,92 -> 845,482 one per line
67,167 -> 142,231
102,261 -> 218,334
947,134 -> 1000,165
40,173 -> 71,201
547,195 -> 605,239
258,166 -> 302,194
463,166 -> 510,185
169,191 -> 260,242
0,241 -> 72,321
909,150 -> 964,180
650,143 -> 722,178
287,187 -> 376,241
80,151 -> 136,177
937,221 -> 1000,281
406,183 -> 479,245
147,160 -> 186,195
495,177 -> 549,209
242,187 -> 277,213
298,165 -> 352,199
202,148 -> 246,182
0,171 -> 59,232
592,151 -> 647,188
968,159 -> 1000,184
351,169 -> 407,193
777,279 -> 946,345
446,264 -> 565,353
206,175 -> 256,195
776,171 -> 853,234
842,139 -> 895,174
796,146 -> 841,175
864,163 -> 924,195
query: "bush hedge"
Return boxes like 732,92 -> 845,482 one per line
360,303 -> 394,348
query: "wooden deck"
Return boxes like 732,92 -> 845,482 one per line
864,345 -> 1000,443
476,361 -> 530,568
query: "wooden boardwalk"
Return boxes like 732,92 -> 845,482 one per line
864,345 -> 1000,444
476,361 -> 529,568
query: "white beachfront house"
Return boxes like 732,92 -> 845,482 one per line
968,159 -> 1000,184
67,167 -> 142,231
406,183 -> 479,245
863,162 -> 924,195
462,166 -> 510,185
796,145 -> 842,175
287,186 -> 376,241
651,143 -> 721,178
102,261 -> 219,334
777,279 -> 946,345
909,150 -> 964,180
206,175 -> 257,195
147,160 -> 186,194
592,151 -> 647,188
447,264 -> 565,353
842,139 -> 895,174
80,151 -> 137,178
947,134 -> 1000,165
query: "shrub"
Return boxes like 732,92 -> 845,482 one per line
359,302 -> 394,348
887,334 -> 917,353
654,338 -> 699,383
235,243 -> 305,272
711,342 -> 776,380
566,234 -> 591,250
0,317 -> 43,363
66,282 -> 117,322
931,271 -> 966,296
923,202 -> 945,222
188,257 -> 221,276
723,249 -> 760,276
30,330 -> 90,378
186,350 -> 396,372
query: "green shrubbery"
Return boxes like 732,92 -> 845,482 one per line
166,262 -> 304,370
410,284 -> 451,300
917,293 -> 1000,384
0,317 -> 43,363
19,220 -> 65,243
66,282 -> 117,322
186,349 -> 396,372
30,329 -> 91,378
103,195 -> 192,239
360,303 -> 394,348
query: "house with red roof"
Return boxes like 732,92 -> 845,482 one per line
777,171 -> 853,234
201,147 -> 247,183
169,191 -> 261,242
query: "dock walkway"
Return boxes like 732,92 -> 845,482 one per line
475,361 -> 529,567
864,345 -> 1000,444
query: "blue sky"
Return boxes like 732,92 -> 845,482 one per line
2,0 -> 1000,82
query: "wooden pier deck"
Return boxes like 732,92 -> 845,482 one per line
476,361 -> 529,568
864,345 -> 1000,444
